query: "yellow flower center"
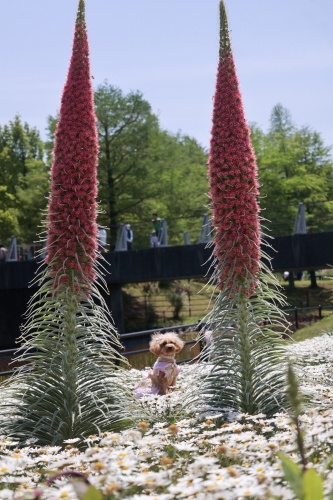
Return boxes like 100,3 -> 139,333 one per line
94,462 -> 105,471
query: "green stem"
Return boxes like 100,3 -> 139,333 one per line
60,282 -> 79,438
238,291 -> 255,414
296,416 -> 307,473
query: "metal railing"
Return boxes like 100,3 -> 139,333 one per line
120,322 -> 197,339
0,323 -> 200,377
1,306 -> 332,377
283,305 -> 333,330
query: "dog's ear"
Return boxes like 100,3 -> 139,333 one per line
173,335 -> 185,353
149,333 -> 163,356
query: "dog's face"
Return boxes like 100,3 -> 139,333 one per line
149,332 -> 184,357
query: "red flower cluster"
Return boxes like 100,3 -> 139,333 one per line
46,1 -> 99,291
208,6 -> 260,295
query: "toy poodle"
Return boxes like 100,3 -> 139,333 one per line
134,332 -> 184,398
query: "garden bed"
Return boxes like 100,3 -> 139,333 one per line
1,334 -> 333,499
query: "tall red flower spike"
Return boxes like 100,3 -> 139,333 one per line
208,1 -> 260,295
46,0 -> 98,291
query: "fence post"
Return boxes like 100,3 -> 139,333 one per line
144,296 -> 147,321
319,304 -> 322,320
294,307 -> 299,329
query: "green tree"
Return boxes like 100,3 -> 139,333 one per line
94,82 -> 209,248
47,83 -> 209,249
0,115 -> 44,189
0,186 -> 19,243
150,132 -> 208,247
15,160 -> 50,241
94,82 -> 161,246
252,104 -> 333,235
0,116 -> 49,243
44,114 -> 58,166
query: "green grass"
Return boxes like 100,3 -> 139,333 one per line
280,279 -> 332,308
123,280 -> 217,331
292,314 -> 333,342
122,278 -> 333,334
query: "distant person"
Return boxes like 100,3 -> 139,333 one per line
0,243 -> 7,262
150,231 -> 159,248
97,228 -> 107,252
151,212 -> 162,239
126,224 -> 133,250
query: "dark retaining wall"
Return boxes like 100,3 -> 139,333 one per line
1,234 -> 333,290
1,233 -> 332,347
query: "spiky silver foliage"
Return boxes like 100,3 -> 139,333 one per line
0,264 -> 127,445
114,365 -> 204,425
200,250 -> 290,417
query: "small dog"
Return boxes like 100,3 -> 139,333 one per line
134,332 -> 184,398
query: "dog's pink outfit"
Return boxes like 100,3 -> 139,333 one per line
134,356 -> 181,398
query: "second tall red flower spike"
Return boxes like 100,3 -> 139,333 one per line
208,1 -> 260,295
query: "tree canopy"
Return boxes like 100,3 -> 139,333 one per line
0,116 -> 49,243
1,101 -> 332,247
48,82 -> 209,249
252,104 -> 333,236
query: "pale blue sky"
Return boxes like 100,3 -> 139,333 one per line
0,0 -> 332,149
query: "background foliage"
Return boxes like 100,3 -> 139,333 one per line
45,82 -> 208,249
0,100 -> 332,247
0,116 -> 47,243
253,104 -> 333,236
